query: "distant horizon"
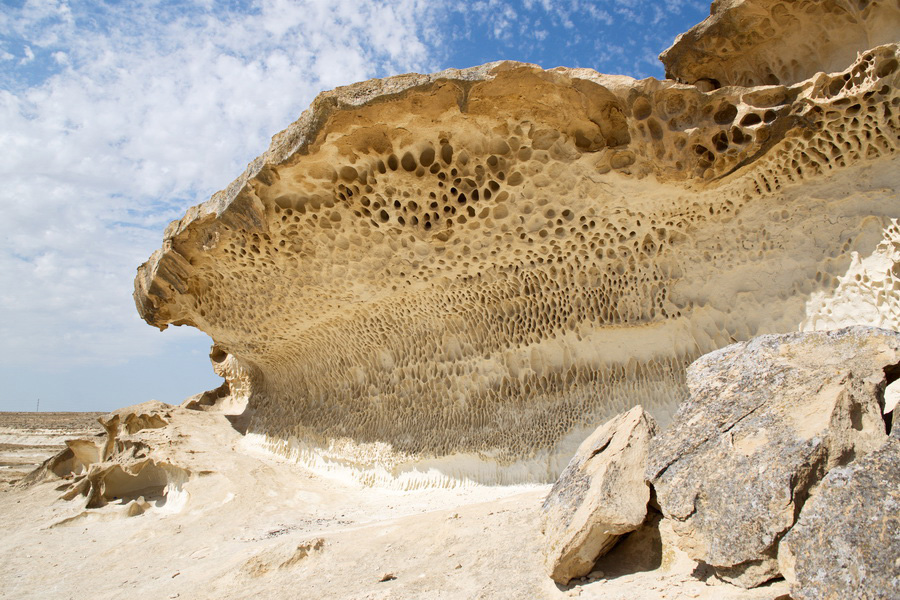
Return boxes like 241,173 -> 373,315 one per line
0,409 -> 105,413
1,0 -> 709,412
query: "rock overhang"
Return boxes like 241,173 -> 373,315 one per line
135,20 -> 900,487
662,0 -> 900,88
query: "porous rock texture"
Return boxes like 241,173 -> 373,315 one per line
663,0 -> 900,88
778,435 -> 900,600
645,326 -> 899,588
135,2 -> 900,486
540,405 -> 657,585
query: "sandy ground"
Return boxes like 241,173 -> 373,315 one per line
0,409 -> 790,600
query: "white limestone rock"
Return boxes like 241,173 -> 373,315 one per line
21,402 -> 192,513
134,1 -> 900,487
541,405 -> 658,584
662,0 -> 900,88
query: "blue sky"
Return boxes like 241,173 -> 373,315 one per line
0,0 -> 708,412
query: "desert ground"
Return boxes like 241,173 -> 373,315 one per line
0,408 -> 791,600
0,413 -> 104,489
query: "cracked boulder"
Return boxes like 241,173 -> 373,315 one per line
778,435 -> 900,600
646,326 -> 899,588
541,405 -> 658,584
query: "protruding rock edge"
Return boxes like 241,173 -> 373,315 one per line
133,61 -> 540,329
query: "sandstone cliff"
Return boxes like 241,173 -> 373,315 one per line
135,0 -> 900,487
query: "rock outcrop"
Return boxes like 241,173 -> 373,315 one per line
543,326 -> 898,593
778,435 -> 900,600
541,405 -> 657,584
646,326 -> 898,587
22,402 -> 191,514
135,1 -> 900,486
662,0 -> 900,88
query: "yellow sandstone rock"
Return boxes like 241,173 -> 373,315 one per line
662,0 -> 900,88
135,29 -> 900,488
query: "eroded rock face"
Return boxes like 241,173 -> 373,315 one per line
23,402 -> 191,514
646,326 -> 898,587
182,344 -> 254,421
662,0 -> 900,88
778,436 -> 900,600
541,406 -> 657,585
135,7 -> 900,485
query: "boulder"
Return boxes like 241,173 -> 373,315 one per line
778,436 -> 900,600
541,405 -> 658,584
646,326 -> 899,587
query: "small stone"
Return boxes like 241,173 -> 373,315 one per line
125,500 -> 145,517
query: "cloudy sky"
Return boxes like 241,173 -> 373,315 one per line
0,0 -> 707,412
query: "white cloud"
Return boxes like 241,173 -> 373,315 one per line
0,0 -> 441,369
582,4 -> 614,26
20,45 -> 34,64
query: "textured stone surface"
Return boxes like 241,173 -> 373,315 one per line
22,401 -> 191,512
541,405 -> 657,584
779,436 -> 900,600
662,0 -> 900,88
135,8 -> 900,486
646,326 -> 899,587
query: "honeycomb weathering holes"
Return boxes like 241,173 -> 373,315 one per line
135,51 -> 900,486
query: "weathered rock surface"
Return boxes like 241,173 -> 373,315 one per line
22,401 -> 191,513
646,326 -> 899,587
662,0 -> 900,87
778,435 -> 900,600
541,405 -> 658,584
135,0 -> 900,486
10,2 -> 900,598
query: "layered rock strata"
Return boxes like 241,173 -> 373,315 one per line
136,6 -> 900,485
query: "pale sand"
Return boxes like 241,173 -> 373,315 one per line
0,410 -> 788,600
